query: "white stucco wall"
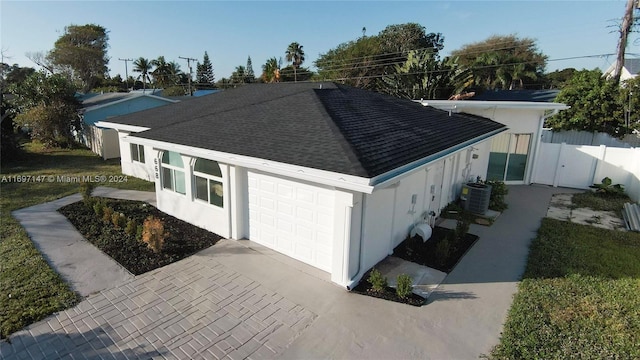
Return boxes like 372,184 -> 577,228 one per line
460,108 -> 545,184
118,132 -> 154,181
152,151 -> 231,238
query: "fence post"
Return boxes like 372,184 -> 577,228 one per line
591,144 -> 607,186
553,142 -> 566,187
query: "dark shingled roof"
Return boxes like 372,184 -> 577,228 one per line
107,82 -> 506,178
472,89 -> 560,103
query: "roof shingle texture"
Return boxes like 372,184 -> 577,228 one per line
109,82 -> 506,178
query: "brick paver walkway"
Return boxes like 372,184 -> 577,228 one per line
0,242 -> 316,359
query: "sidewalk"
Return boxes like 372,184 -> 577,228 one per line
11,187 -> 156,297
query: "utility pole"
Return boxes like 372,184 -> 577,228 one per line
118,58 -> 133,91
612,0 -> 637,84
179,56 -> 197,96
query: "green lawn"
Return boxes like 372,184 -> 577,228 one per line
0,142 -> 154,339
490,217 -> 640,359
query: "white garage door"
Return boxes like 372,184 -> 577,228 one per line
248,171 -> 335,272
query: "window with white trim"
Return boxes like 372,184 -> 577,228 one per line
130,143 -> 145,163
193,158 -> 223,207
161,151 -> 185,194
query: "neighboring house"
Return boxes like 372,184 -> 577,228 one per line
419,92 -> 569,185
78,92 -> 177,159
98,82 -> 512,288
603,58 -> 640,81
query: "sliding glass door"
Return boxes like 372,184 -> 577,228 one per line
487,133 -> 532,182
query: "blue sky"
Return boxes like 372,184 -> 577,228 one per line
1,1 -> 638,81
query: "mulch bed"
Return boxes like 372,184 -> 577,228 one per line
351,227 -> 479,306
58,198 -> 222,275
393,226 -> 479,273
351,275 -> 425,307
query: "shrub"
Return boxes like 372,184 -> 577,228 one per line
111,212 -> 126,229
125,219 -> 137,236
486,180 -> 508,211
135,224 -> 143,241
141,216 -> 167,253
396,274 -> 413,299
92,201 -> 105,218
589,177 -> 626,197
435,237 -> 450,267
79,181 -> 95,206
102,206 -> 114,223
368,268 -> 388,292
455,219 -> 470,241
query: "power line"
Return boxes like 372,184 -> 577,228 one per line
118,58 -> 133,90
179,56 -> 197,96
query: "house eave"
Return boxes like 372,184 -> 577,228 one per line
122,135 -> 375,194
416,99 -> 570,111
369,127 -> 508,188
96,121 -> 150,133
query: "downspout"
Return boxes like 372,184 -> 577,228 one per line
346,195 -> 366,290
530,109 -> 560,184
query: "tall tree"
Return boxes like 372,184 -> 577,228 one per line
245,56 -> 255,83
620,76 -> 640,132
230,65 -> 246,84
547,69 -> 624,136
315,23 -> 444,91
196,51 -> 215,86
151,56 -> 181,88
10,71 -> 80,147
315,35 -> 383,89
378,23 -> 444,57
133,57 -> 152,90
543,68 -> 577,89
47,24 -> 109,93
450,34 -> 547,91
261,57 -> 280,83
285,42 -> 305,82
612,0 -> 638,84
381,49 -> 452,100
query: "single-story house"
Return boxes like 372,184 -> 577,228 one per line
78,92 -> 177,159
604,58 -> 640,81
418,90 -> 569,185
98,83 -> 567,288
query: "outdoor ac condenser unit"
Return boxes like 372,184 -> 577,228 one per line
461,183 -> 492,215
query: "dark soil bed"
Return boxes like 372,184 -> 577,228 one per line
58,198 -> 222,275
351,276 -> 425,307
393,226 -> 479,273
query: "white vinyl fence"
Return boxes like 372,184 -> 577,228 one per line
533,142 -> 640,202
541,129 -> 640,148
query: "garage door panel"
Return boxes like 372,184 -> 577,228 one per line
296,207 -> 314,222
296,188 -> 314,204
318,193 -> 333,207
278,184 -> 294,198
277,201 -> 294,216
260,178 -> 276,193
277,218 -> 294,233
317,213 -> 333,228
248,171 -> 335,273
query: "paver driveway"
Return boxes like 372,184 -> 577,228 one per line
0,241 -> 316,359
2,184 -> 581,359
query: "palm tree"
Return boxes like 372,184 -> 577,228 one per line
151,56 -> 170,88
133,57 -> 152,90
261,57 -> 279,83
231,65 -> 246,84
285,42 -> 305,82
166,61 -> 182,85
